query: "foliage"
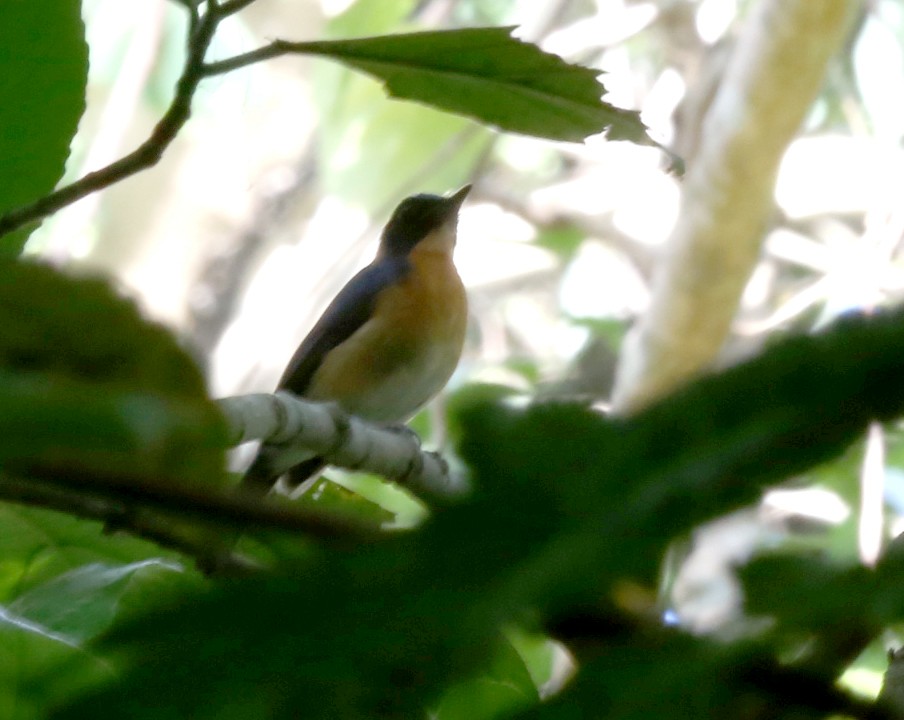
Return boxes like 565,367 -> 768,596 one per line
0,2 -> 900,720
0,0 -> 87,255
295,26 -> 651,144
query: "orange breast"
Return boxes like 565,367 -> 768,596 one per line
306,239 -> 467,422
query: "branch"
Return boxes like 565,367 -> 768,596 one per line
0,390 -> 465,570
7,465 -> 378,537
200,39 -> 325,77
0,0 -> 226,239
217,392 -> 468,501
0,474 -> 260,574
0,460 -> 384,573
611,0 -> 857,412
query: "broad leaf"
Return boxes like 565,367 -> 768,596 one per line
0,1 -> 88,253
8,560 -> 184,644
0,611 -> 111,720
298,27 -> 652,144
0,507 -> 174,604
0,261 -> 226,485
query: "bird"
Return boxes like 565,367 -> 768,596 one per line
242,185 -> 471,494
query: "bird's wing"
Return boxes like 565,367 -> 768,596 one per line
277,257 -> 410,395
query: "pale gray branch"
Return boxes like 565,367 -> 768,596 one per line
611,0 -> 858,412
217,392 -> 468,501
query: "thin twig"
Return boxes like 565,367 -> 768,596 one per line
217,0 -> 259,16
0,474 -> 257,574
0,0 -> 220,240
15,465 -> 381,539
201,40 -> 335,77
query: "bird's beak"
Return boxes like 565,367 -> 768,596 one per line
443,184 -> 472,216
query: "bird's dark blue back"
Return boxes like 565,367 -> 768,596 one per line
278,256 -> 410,396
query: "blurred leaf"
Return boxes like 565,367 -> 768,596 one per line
505,626 -> 559,693
0,1 -> 87,254
0,370 -> 224,487
0,507 -> 175,604
515,629 -> 856,720
0,613 -> 111,720
882,424 -> 904,514
304,27 -> 654,144
50,308 -> 904,718
316,86 -> 491,211
328,0 -> 420,36
294,477 -> 398,526
569,317 -> 628,348
433,635 -> 538,720
0,261 -> 208,396
505,357 -> 541,385
534,224 -> 585,261
7,560 -> 183,644
0,261 -> 226,484
741,554 -> 874,634
443,382 -> 523,449
53,567 -> 500,720
455,307 -> 904,608
741,545 -> 904,628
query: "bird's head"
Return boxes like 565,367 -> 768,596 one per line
378,185 -> 471,258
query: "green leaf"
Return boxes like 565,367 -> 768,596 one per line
301,27 -> 653,144
54,567 -> 501,720
534,224 -> 585,260
455,307 -> 904,608
505,626 -> 559,692
0,507 -> 174,604
0,370 -> 225,488
516,629 -> 855,720
0,261 -> 209,397
0,1 -> 88,254
742,554 -> 875,627
0,261 -> 226,485
8,560 -> 183,644
327,0 -> 420,37
0,612 -> 111,720
433,635 -> 538,720
50,308 -> 904,718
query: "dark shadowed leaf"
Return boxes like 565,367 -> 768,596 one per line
0,261 -> 227,484
49,308 -> 904,718
433,635 -> 538,720
514,629 -> 860,720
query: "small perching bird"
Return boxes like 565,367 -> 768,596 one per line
243,185 -> 471,494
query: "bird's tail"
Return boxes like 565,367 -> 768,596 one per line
240,448 -> 279,494
240,446 -> 326,495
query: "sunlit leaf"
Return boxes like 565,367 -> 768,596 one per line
301,27 -> 653,144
